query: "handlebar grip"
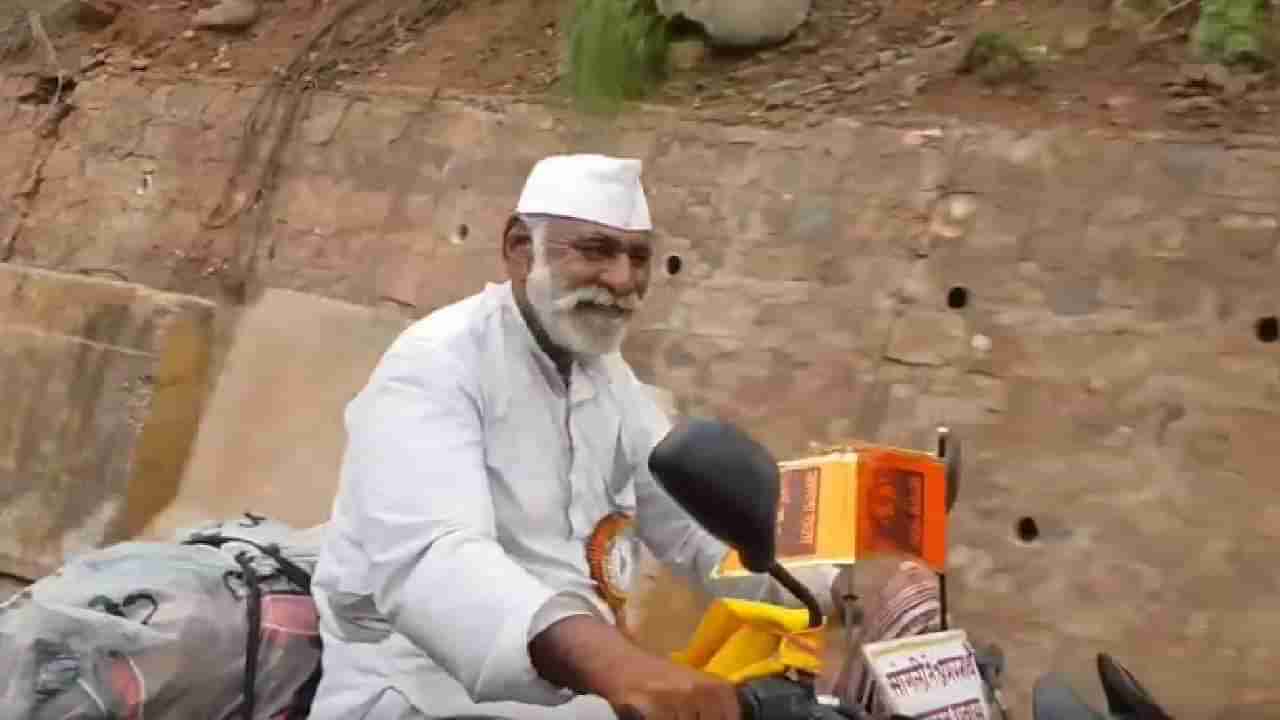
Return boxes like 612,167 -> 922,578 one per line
737,677 -> 870,720
737,685 -> 759,720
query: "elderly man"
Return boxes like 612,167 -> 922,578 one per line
309,154 -> 842,720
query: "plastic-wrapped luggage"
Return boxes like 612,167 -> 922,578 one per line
0,513 -> 324,720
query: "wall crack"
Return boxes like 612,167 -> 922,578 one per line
3,72 -> 76,264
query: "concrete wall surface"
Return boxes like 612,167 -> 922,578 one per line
0,263 -> 215,578
2,71 -> 1279,714
138,288 -> 411,540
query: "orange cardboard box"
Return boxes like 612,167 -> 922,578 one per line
714,443 -> 948,577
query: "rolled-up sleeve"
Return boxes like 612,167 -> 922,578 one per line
340,341 -> 573,706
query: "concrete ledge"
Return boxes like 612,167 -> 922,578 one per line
0,264 -> 216,578
139,289 -> 411,539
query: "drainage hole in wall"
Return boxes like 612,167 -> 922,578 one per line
666,254 -> 683,277
1257,316 -> 1278,343
947,286 -> 970,310
1015,516 -> 1040,544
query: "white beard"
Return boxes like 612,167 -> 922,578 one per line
525,242 -> 643,358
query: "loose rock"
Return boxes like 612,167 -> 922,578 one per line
655,0 -> 811,48
1180,62 -> 1233,89
1166,96 -> 1222,114
919,28 -> 956,48
1061,25 -> 1092,52
792,37 -> 821,54
193,0 -> 260,30
668,38 -> 708,72
901,73 -> 928,97
77,0 -> 121,27
79,54 -> 105,72
1104,94 -> 1135,110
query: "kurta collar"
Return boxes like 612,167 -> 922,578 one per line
497,282 -> 603,405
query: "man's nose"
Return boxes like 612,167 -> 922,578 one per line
598,253 -> 638,295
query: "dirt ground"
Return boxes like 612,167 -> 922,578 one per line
6,0 -> 1279,135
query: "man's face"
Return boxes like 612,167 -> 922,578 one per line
520,217 -> 654,357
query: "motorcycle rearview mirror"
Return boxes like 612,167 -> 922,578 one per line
648,418 -> 778,572
648,418 -> 824,628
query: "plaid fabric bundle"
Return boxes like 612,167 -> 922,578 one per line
830,561 -> 943,719
0,514 -> 323,720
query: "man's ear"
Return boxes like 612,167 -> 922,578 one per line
502,214 -> 534,279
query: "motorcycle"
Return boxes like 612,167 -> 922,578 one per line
436,417 -> 868,720
633,418 -> 993,720
1033,654 -> 1172,720
440,417 -> 995,720
437,417 -> 977,712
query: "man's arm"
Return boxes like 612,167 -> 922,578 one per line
530,614 -> 741,720
341,341 -> 572,705
343,341 -> 740,717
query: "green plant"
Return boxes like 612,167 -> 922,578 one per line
562,0 -> 673,113
1192,0 -> 1272,67
957,31 -> 1036,85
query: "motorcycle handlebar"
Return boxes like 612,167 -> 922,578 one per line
737,676 -> 866,720
440,677 -> 865,720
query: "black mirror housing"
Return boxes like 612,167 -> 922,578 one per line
648,418 -> 779,573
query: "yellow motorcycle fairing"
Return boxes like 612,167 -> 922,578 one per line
670,598 -> 825,683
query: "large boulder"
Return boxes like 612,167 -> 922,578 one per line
656,0 -> 811,48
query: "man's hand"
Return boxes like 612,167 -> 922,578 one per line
607,661 -> 741,720
530,614 -> 741,720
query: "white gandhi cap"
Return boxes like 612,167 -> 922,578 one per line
515,154 -> 653,232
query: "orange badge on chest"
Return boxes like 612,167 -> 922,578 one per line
586,511 -> 637,631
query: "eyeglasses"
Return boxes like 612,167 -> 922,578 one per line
546,233 -> 654,267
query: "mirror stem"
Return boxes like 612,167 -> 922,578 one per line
768,563 -> 823,628
938,571 -> 948,631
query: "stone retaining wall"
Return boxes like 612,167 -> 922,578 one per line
2,70 -> 1279,714
0,263 -> 215,578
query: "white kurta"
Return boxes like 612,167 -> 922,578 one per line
309,281 -> 836,719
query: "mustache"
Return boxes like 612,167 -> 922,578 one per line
552,285 -> 642,313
